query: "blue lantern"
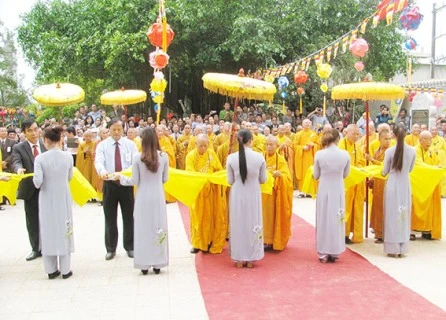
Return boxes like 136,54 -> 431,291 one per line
278,76 -> 289,89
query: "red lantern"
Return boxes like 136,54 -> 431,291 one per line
147,22 -> 175,48
354,61 -> 364,72
349,38 -> 369,58
297,87 -> 305,95
154,51 -> 169,69
294,71 -> 308,84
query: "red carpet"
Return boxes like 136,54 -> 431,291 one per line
177,203 -> 446,320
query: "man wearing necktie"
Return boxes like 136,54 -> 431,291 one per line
12,120 -> 47,261
95,118 -> 138,260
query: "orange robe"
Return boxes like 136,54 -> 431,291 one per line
159,136 -> 177,203
213,132 -> 229,151
339,138 -> 366,243
176,133 -> 191,170
262,152 -> 293,250
412,145 -> 442,239
252,134 -> 266,153
277,135 -> 295,186
369,146 -> 387,239
76,140 -> 96,184
293,129 -> 319,191
185,149 -> 227,253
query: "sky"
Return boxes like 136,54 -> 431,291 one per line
0,0 -> 445,91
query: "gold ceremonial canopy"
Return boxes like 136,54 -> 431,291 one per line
33,83 -> 85,107
100,88 -> 147,105
202,72 -> 277,101
331,82 -> 405,101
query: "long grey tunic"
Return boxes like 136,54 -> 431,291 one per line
120,151 -> 169,269
313,145 -> 350,256
33,149 -> 74,256
382,144 -> 416,254
226,147 -> 267,262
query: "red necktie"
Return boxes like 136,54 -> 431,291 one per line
115,142 -> 122,172
33,145 -> 39,158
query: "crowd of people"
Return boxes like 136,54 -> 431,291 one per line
0,100 -> 444,278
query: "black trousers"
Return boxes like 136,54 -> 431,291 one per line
24,191 -> 40,252
102,181 -> 134,252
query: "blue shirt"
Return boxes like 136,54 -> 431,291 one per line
94,137 -> 138,175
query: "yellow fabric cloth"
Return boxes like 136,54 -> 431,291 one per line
339,138 -> 366,243
76,140 -> 95,184
159,136 -> 177,202
185,148 -> 226,253
262,152 -> 293,250
412,145 -> 442,239
176,134 -> 191,170
0,168 -> 96,207
293,129 -> 319,191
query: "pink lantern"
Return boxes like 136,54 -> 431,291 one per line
349,38 -> 369,58
354,61 -> 364,72
434,98 -> 443,109
409,91 -> 417,102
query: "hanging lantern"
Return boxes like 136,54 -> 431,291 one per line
399,6 -> 423,31
405,38 -> 417,51
349,38 -> 369,58
154,51 -> 169,69
297,87 -> 305,95
354,61 -> 365,72
147,22 -> 175,48
281,91 -> 288,99
150,78 -> 168,92
154,71 -> 165,80
320,83 -> 328,93
316,63 -> 333,79
278,76 -> 289,89
294,70 -> 308,85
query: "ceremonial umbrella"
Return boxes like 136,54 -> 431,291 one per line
33,83 -> 85,122
331,82 -> 405,237
100,87 -> 147,118
202,70 -> 277,151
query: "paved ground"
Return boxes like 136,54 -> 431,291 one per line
0,195 -> 445,319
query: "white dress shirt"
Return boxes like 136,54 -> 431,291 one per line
94,137 -> 138,176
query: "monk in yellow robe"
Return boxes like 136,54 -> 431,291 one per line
213,122 -> 231,151
217,124 -> 240,167
405,123 -> 421,146
293,119 -> 319,192
365,129 -> 392,243
430,126 -> 446,197
126,128 -> 141,152
187,127 -> 205,154
251,124 -> 266,153
412,131 -> 442,240
176,124 -> 192,170
157,125 -> 177,202
277,125 -> 295,183
284,123 -> 295,142
91,128 -> 109,203
185,134 -> 227,254
262,136 -> 293,251
358,122 -> 378,154
76,130 -> 95,184
339,124 -> 365,243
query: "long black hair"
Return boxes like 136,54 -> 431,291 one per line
140,127 -> 161,173
238,129 -> 253,184
392,124 -> 407,172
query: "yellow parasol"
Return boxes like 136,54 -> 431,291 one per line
33,83 -> 85,122
202,72 -> 276,101
331,81 -> 405,238
100,87 -> 147,118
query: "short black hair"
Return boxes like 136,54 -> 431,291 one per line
21,119 -> 36,132
7,128 -> 16,134
66,126 -> 76,135
108,117 -> 122,128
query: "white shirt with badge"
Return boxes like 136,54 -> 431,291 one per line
94,136 -> 138,176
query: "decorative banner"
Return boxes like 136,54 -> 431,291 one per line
360,18 -> 369,34
327,46 -> 332,61
350,29 -> 359,43
342,35 -> 350,53
386,2 -> 395,25
334,42 -> 339,59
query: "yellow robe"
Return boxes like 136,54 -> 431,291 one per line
431,135 -> 446,196
359,132 -> 378,154
293,129 -> 319,191
369,146 -> 387,239
252,134 -> 266,153
132,137 -> 142,152
285,132 -> 295,142
277,135 -> 295,185
217,140 -> 239,168
405,134 -> 419,147
76,141 -> 96,184
176,134 -> 191,170
262,152 -> 293,250
339,138 -> 366,243
213,132 -> 229,151
159,136 -> 177,202
185,149 -> 227,253
412,145 -> 442,239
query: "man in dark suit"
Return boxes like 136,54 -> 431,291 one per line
12,120 -> 47,261
1,127 -> 18,173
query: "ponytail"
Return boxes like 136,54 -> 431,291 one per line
392,124 -> 406,172
237,129 -> 252,184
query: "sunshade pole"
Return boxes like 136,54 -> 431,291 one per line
365,100 -> 369,238
229,97 -> 239,154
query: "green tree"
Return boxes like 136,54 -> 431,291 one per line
17,0 -> 408,116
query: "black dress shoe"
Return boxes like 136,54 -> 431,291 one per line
190,248 -> 200,254
26,251 -> 42,261
0,206 -> 5,211
422,233 -> 432,240
62,271 -> 73,279
153,268 -> 160,274
345,237 -> 353,244
105,252 -> 116,260
141,269 -> 148,275
127,250 -> 134,258
48,270 -> 61,279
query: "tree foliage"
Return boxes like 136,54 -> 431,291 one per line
18,0 -> 407,115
